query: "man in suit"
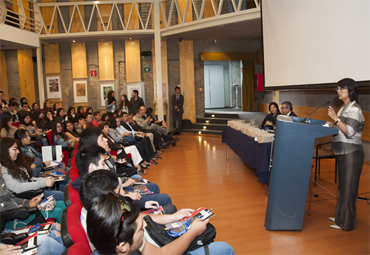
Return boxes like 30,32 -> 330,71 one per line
171,86 -> 184,134
280,101 -> 298,117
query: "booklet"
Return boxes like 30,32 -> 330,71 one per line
42,145 -> 62,163
132,179 -> 150,185
126,184 -> 153,194
141,206 -> 164,215
12,222 -> 53,236
16,232 -> 38,255
164,207 -> 215,235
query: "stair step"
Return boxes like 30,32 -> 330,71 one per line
204,113 -> 240,119
192,123 -> 226,131
196,117 -> 236,124
181,129 -> 222,135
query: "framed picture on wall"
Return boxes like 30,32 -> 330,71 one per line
46,75 -> 61,99
126,82 -> 145,103
99,80 -> 117,108
73,79 -> 88,103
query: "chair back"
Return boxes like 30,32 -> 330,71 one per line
64,183 -> 81,207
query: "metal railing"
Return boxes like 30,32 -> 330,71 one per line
0,0 -> 42,33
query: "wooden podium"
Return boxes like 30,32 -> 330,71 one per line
264,116 -> 338,230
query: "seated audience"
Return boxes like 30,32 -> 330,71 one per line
85,112 -> 95,128
87,194 -> 234,255
261,102 -> 281,130
52,103 -> 59,116
31,102 -> 40,111
280,101 -> 298,117
146,107 -> 168,128
0,115 -> 17,138
43,110 -> 55,130
76,106 -> 85,120
3,101 -> 19,122
51,122 -> 75,149
75,115 -> 86,134
64,120 -> 80,142
0,138 -> 65,202
19,112 -> 48,146
92,111 -> 101,127
101,112 -> 109,122
42,100 -> 52,114
65,106 -> 77,123
55,108 -> 65,124
86,107 -> 94,115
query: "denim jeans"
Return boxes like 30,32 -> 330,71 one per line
187,242 -> 235,255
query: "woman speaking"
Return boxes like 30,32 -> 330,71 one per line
327,78 -> 365,231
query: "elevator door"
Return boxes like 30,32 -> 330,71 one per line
204,65 -> 225,108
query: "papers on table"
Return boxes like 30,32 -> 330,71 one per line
228,120 -> 274,143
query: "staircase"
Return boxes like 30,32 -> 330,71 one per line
182,112 -> 240,135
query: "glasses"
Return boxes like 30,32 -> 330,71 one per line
335,87 -> 347,92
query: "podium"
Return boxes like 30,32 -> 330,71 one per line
264,116 -> 338,230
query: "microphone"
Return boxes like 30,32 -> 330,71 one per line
300,101 -> 331,123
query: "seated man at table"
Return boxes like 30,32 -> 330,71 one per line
280,101 -> 297,117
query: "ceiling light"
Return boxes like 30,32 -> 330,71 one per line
72,40 -> 75,43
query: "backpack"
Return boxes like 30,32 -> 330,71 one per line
143,215 -> 216,252
181,119 -> 192,129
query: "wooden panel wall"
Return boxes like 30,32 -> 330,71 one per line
41,0 -> 58,34
258,103 -> 370,142
151,2 -> 166,29
71,43 -> 87,78
17,50 -> 36,103
125,40 -> 141,82
0,51 -> 9,100
179,40 -> 196,123
204,0 -> 218,18
44,44 -> 61,74
178,0 -> 192,23
124,4 -> 140,29
98,41 -> 115,80
70,0 -> 85,33
97,2 -> 113,31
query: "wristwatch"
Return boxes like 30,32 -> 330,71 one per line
334,119 -> 341,125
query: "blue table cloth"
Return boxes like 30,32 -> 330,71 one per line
222,126 -> 271,185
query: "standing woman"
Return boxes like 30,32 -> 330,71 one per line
327,78 -> 365,231
105,90 -> 117,116
119,94 -> 130,114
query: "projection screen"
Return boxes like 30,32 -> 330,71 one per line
261,0 -> 370,88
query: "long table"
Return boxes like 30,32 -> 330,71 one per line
222,126 -> 272,185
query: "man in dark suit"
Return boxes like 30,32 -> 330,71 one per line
281,101 -> 298,117
171,86 -> 184,134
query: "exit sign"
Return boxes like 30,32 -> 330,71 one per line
91,70 -> 97,77
144,67 -> 150,73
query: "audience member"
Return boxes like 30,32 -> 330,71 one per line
64,120 -> 80,142
106,91 -> 117,116
32,109 -> 49,133
65,106 -> 77,123
86,107 -> 94,115
43,110 -> 54,130
92,111 -> 101,127
42,100 -> 52,114
0,115 -> 18,138
51,122 -> 75,149
55,108 -> 65,123
4,101 -> 19,122
52,103 -> 59,115
75,115 -> 87,134
101,112 -> 109,122
76,106 -> 85,120
86,112 -> 95,128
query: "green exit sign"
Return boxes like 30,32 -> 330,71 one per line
144,67 -> 150,73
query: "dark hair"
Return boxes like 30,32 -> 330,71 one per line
14,128 -> 29,144
175,86 -> 181,91
86,107 -> 93,115
56,108 -> 64,117
0,138 -> 33,181
67,107 -> 75,116
9,98 -> 17,105
135,109 -> 141,115
86,112 -> 93,118
32,102 -> 40,110
43,100 -> 51,112
93,111 -> 100,117
79,127 -> 102,148
108,117 -> 117,129
132,90 -> 138,96
337,78 -> 359,103
99,121 -> 110,130
77,106 -> 84,114
114,109 -> 122,118
78,115 -> 86,122
146,107 -> 154,116
21,102 -> 29,108
79,169 -> 118,210
76,144 -> 106,177
19,112 -> 31,127
52,103 -> 59,112
269,102 -> 281,114
122,112 -> 128,116
119,94 -> 130,110
51,121 -> 67,142
281,101 -> 293,111
44,110 -> 54,121
1,115 -> 13,132
64,120 -> 80,137
20,97 -> 28,104
32,110 -> 45,130
101,113 -> 109,121
9,101 -> 19,108
87,194 -> 140,255
107,91 -> 116,105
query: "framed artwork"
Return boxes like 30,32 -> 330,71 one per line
46,75 -> 61,99
99,80 -> 116,107
126,82 -> 145,103
73,79 -> 88,103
